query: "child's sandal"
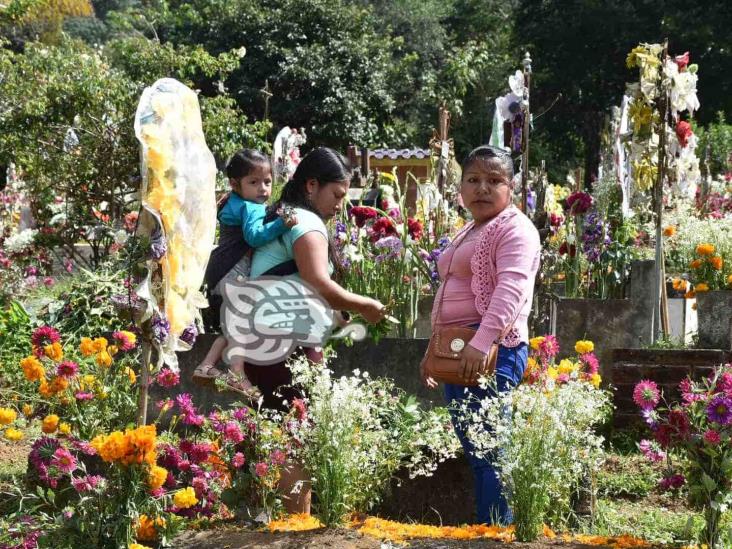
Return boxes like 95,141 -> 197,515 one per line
223,371 -> 262,401
192,363 -> 222,386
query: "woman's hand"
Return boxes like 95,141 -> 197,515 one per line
459,344 -> 489,383
358,297 -> 387,324
419,355 -> 438,389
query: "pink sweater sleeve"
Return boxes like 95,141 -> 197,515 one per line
468,219 -> 541,353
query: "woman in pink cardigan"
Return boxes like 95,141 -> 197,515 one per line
421,145 -> 541,525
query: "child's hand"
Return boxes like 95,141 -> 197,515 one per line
284,214 -> 298,228
279,205 -> 298,228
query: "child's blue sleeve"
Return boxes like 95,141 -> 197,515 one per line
241,202 -> 288,247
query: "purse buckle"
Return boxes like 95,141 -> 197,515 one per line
450,338 -> 465,352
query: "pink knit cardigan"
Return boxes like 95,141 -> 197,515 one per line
431,205 -> 541,354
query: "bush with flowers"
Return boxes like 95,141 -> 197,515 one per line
285,354 -> 461,526
337,172 -> 461,337
633,365 -> 732,548
685,242 -> 732,294
456,337 -> 612,541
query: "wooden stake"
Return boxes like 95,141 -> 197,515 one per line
652,40 -> 670,341
137,338 -> 152,426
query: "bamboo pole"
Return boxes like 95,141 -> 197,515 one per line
521,52 -> 532,213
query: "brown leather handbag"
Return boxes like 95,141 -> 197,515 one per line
423,223 -> 523,386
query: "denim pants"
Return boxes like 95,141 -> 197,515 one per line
444,342 -> 528,525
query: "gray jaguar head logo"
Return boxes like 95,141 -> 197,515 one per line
221,277 -> 366,365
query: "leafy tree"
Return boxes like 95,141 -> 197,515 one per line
1,0 -> 94,49
0,36 -> 269,267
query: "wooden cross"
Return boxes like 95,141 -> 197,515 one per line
260,79 -> 273,122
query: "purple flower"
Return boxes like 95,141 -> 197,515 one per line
581,210 -> 607,262
180,324 -> 198,346
149,227 -> 167,260
151,314 -> 170,344
158,443 -> 183,470
639,439 -> 666,463
56,360 -> 79,378
438,236 -> 451,250
233,408 -> 249,421
74,392 -> 94,401
641,408 -> 659,430
71,475 -> 104,493
707,395 -> 732,425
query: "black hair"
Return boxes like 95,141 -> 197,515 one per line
276,147 -> 350,211
270,147 -> 350,281
224,148 -> 270,180
461,145 -> 515,180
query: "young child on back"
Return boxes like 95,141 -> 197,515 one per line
195,149 -> 296,399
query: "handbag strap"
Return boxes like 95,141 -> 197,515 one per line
435,220 -> 527,346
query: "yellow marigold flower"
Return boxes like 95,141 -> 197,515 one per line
709,256 -> 723,270
136,514 -> 165,541
173,487 -> 198,509
43,342 -> 64,362
727,274 -> 732,287
527,356 -> 538,370
92,337 -> 108,354
148,465 -> 168,490
695,283 -> 710,293
79,337 -> 96,357
107,345 -> 119,357
129,544 -> 153,549
0,408 -> 17,425
42,414 -> 59,433
4,428 -> 24,441
558,359 -> 577,375
689,259 -> 703,269
696,243 -> 715,256
124,367 -> 137,385
22,404 -> 33,417
547,367 -> 558,380
574,340 -> 594,355
529,336 -> 545,351
20,356 -> 45,382
662,225 -> 676,237
590,374 -> 602,388
83,374 -> 96,386
96,350 -> 113,368
59,422 -> 71,435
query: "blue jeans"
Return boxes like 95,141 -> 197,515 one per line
444,342 -> 528,525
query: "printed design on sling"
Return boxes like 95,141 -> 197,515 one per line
221,277 -> 366,365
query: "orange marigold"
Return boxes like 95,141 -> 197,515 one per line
48,376 -> 69,394
684,290 -> 696,299
727,274 -> 732,287
39,379 -> 53,397
696,243 -> 715,256
671,278 -> 688,291
42,414 -> 59,433
695,282 -> 710,292
689,259 -> 703,269
136,514 -> 166,541
709,255 -> 723,270
79,337 -> 96,357
92,337 -> 108,354
662,225 -> 676,237
44,342 -> 64,362
20,356 -> 45,382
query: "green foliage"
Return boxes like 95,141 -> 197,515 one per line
0,0 -> 94,47
596,454 -> 659,499
696,112 -> 732,176
0,35 -> 269,267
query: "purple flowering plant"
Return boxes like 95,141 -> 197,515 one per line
633,364 -> 732,547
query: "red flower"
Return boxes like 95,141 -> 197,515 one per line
407,218 -> 423,241
668,409 -> 691,441
674,51 -> 690,71
371,217 -> 397,241
566,192 -> 593,215
349,206 -> 378,227
558,242 -> 576,257
676,120 -> 693,148
549,213 -> 564,227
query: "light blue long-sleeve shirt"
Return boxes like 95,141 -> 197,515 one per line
218,192 -> 287,247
